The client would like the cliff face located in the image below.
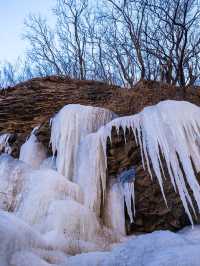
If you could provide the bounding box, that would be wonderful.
[1,76,200,234]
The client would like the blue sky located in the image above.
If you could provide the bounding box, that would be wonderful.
[0,0,55,63]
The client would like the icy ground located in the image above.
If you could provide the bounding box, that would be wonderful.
[1,101,200,265]
[1,210,200,266]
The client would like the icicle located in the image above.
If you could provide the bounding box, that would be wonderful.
[0,133,12,154]
[19,127,47,169]
[121,182,135,223]
[101,100,200,223]
[75,132,107,216]
[103,179,126,236]
[117,168,136,223]
[50,104,116,180]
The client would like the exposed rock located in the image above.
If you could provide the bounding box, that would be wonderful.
[1,76,200,234]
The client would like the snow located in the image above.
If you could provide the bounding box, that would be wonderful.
[0,211,69,266]
[3,210,200,266]
[50,104,116,180]
[19,129,47,169]
[67,229,200,266]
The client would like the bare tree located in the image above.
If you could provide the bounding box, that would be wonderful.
[54,0,89,79]
[24,14,63,76]
[145,0,200,87]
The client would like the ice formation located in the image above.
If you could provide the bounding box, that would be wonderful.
[99,100,200,223]
[40,156,57,171]
[75,132,107,216]
[50,104,116,180]
[103,179,126,235]
[0,154,30,211]
[16,169,84,228]
[0,133,12,154]
[52,100,200,225]
[19,129,47,169]
[2,100,200,265]
[118,168,136,223]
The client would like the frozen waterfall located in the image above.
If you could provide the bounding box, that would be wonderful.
[1,100,200,265]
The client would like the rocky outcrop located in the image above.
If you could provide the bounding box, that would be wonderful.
[1,76,200,233]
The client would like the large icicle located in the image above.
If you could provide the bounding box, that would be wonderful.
[103,179,126,236]
[101,100,200,224]
[50,104,116,180]
[75,132,107,216]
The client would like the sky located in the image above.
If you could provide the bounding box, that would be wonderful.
[0,0,55,63]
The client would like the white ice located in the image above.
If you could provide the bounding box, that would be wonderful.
[99,100,200,223]
[16,169,84,228]
[103,179,126,236]
[0,133,12,154]
[19,129,47,169]
[50,104,116,180]
[0,154,30,211]
[2,100,200,265]
[2,210,200,266]
[67,228,200,266]
[75,132,107,216]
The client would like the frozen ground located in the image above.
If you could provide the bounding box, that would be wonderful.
[1,211,200,266]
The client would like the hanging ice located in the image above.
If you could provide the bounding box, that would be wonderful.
[75,132,107,216]
[0,133,12,154]
[19,128,47,169]
[103,179,126,236]
[118,168,136,223]
[100,100,200,224]
[50,104,116,180]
